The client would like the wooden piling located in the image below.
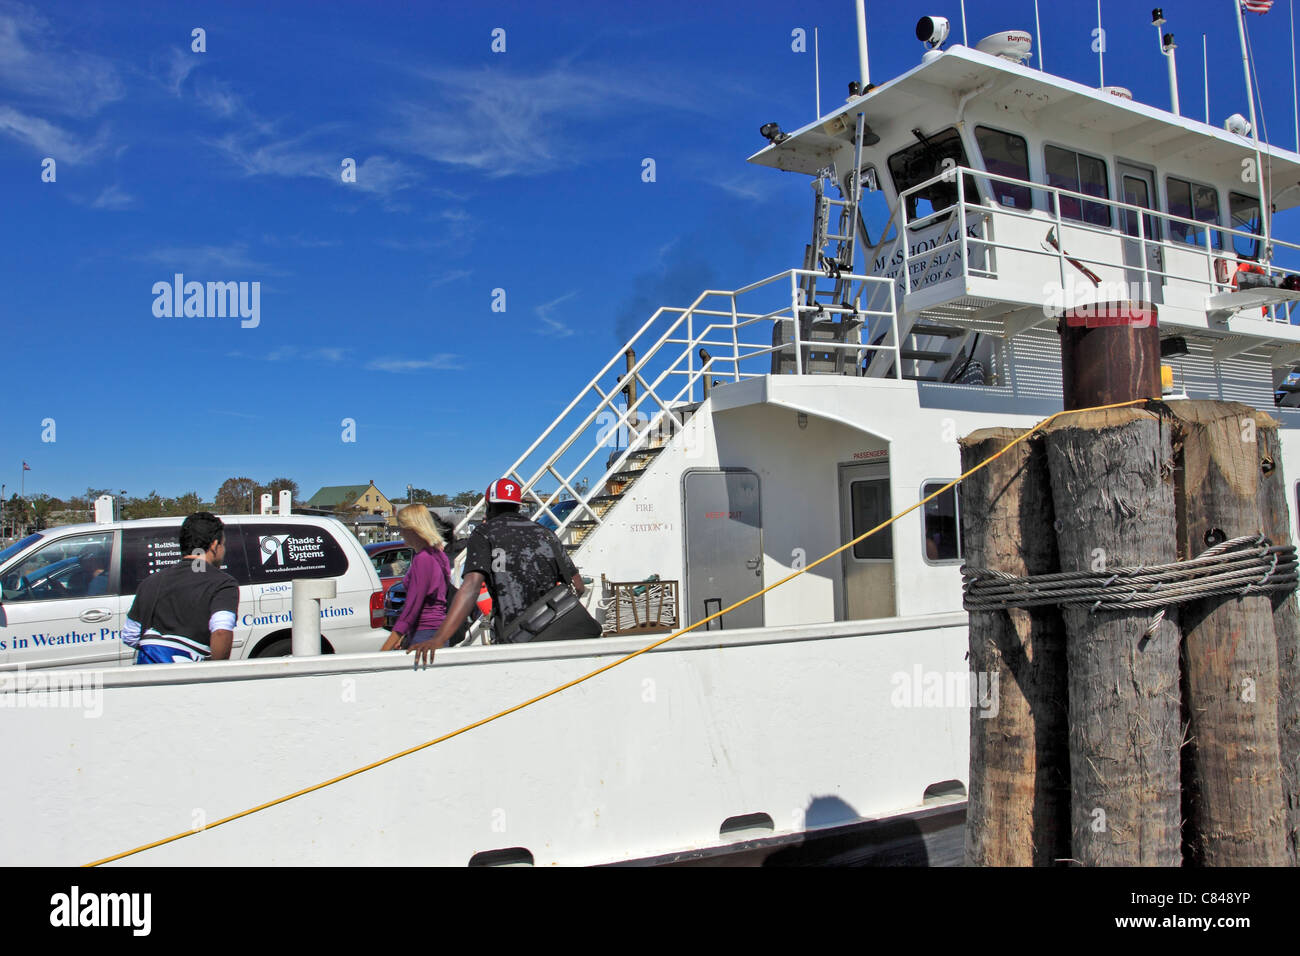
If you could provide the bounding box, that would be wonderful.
[1254,411,1300,866]
[1166,401,1287,866]
[960,428,1070,866]
[1043,406,1182,865]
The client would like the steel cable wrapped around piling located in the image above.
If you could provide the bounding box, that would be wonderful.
[962,535,1299,613]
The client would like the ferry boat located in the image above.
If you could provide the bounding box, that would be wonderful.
[6,4,1300,866]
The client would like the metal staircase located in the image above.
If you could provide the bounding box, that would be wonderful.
[449,266,899,565]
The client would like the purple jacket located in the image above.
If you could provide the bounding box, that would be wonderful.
[394,547,452,636]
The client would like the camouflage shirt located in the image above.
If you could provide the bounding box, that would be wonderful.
[463,512,578,630]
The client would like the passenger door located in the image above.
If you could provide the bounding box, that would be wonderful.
[682,470,764,630]
[1118,162,1164,304]
[839,462,896,620]
[0,530,122,670]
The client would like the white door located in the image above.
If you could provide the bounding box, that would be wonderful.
[682,470,764,630]
[839,462,896,620]
[0,530,122,670]
[1118,162,1164,305]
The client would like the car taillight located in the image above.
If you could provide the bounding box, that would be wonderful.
[370,589,385,629]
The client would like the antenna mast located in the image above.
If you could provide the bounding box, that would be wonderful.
[1235,0,1271,262]
[1153,9,1180,115]
[1034,0,1044,69]
[1292,0,1299,151]
[814,26,822,119]
[1204,34,1210,123]
[1097,1,1105,87]
[854,0,870,88]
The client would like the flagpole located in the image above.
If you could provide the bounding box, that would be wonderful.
[1236,0,1271,262]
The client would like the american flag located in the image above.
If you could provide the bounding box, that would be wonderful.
[1242,0,1273,13]
[21,461,30,471]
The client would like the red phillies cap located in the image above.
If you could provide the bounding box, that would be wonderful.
[486,478,523,504]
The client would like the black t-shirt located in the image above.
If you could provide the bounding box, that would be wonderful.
[127,560,240,655]
[463,513,578,629]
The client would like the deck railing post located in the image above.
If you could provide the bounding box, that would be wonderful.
[791,271,804,375]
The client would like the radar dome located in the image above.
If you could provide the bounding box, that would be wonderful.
[974,31,1032,63]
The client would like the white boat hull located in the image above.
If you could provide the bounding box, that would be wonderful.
[2,613,968,866]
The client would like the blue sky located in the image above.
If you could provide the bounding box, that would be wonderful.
[3,0,1298,503]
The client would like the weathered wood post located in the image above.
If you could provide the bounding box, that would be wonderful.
[1167,402,1287,866]
[1255,411,1300,865]
[1043,406,1183,865]
[960,429,1070,866]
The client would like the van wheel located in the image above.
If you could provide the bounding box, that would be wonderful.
[252,637,335,658]
[255,637,292,658]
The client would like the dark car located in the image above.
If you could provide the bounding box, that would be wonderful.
[365,540,413,600]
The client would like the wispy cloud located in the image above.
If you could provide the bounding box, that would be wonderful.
[139,242,277,274]
[0,3,125,117]
[91,184,133,210]
[226,346,347,363]
[365,354,461,372]
[261,233,341,249]
[159,46,200,96]
[430,268,471,288]
[535,291,578,338]
[387,63,703,177]
[193,77,243,118]
[0,105,109,162]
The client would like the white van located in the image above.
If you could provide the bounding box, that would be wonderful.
[0,514,390,670]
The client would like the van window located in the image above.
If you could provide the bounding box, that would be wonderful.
[242,523,348,583]
[850,478,893,560]
[921,482,962,562]
[974,127,1031,209]
[120,525,251,593]
[0,531,117,602]
[1044,145,1111,226]
[0,533,43,566]
[1166,177,1221,248]
[1229,192,1262,259]
[887,127,981,222]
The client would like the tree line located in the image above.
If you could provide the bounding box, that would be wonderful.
[3,478,484,531]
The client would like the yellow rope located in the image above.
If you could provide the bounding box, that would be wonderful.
[84,398,1147,866]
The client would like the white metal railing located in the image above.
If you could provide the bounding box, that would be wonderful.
[878,164,1300,324]
[452,269,898,551]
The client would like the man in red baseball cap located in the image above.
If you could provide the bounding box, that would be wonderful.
[408,477,599,664]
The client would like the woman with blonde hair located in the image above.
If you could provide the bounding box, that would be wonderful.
[381,503,452,652]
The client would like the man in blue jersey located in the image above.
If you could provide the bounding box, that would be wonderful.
[123,512,239,664]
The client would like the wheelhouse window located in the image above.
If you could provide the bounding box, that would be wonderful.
[921,482,962,562]
[974,127,1031,210]
[1230,192,1262,259]
[1166,177,1221,248]
[887,127,980,223]
[1044,145,1111,226]
[1120,173,1160,240]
